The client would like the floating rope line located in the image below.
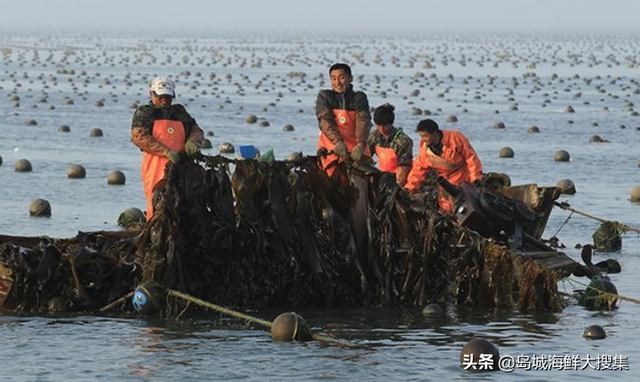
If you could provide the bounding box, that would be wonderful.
[554,201,640,235]
[99,291,134,312]
[551,211,573,239]
[166,289,357,348]
[167,289,273,327]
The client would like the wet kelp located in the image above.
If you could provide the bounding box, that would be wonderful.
[136,155,562,313]
[0,231,138,312]
[0,155,561,313]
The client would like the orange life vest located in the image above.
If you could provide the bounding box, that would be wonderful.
[317,109,370,177]
[141,119,185,220]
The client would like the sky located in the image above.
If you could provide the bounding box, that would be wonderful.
[1,0,640,34]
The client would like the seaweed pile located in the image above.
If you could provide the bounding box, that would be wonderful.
[0,155,562,314]
[137,154,561,312]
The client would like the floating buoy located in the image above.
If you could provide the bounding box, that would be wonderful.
[460,338,499,372]
[47,296,68,313]
[59,125,71,133]
[271,312,313,342]
[25,119,37,126]
[219,142,235,154]
[202,138,213,149]
[583,325,606,340]
[593,221,621,252]
[422,303,444,317]
[565,105,575,113]
[132,282,167,315]
[245,114,257,124]
[29,198,51,217]
[282,124,295,132]
[499,147,514,158]
[446,115,458,123]
[527,125,540,133]
[90,128,103,137]
[287,152,304,163]
[67,164,86,179]
[94,100,104,107]
[589,135,607,143]
[206,130,215,137]
[556,179,576,195]
[0,155,3,166]
[554,150,570,162]
[14,158,32,172]
[631,186,640,202]
[107,170,126,185]
[118,207,146,228]
[493,122,505,129]
[259,120,270,127]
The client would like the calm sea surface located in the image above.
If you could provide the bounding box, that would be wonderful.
[0,33,639,381]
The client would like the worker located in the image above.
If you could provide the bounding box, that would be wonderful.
[315,63,372,179]
[368,103,413,186]
[405,119,482,213]
[131,76,204,220]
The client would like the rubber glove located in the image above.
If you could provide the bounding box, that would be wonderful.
[333,140,348,159]
[165,149,180,164]
[351,142,366,161]
[185,140,199,157]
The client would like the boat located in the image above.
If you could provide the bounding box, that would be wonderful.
[0,154,587,315]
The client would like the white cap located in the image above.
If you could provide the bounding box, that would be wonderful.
[150,76,175,97]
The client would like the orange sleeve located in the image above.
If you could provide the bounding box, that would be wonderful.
[458,133,483,182]
[405,144,431,193]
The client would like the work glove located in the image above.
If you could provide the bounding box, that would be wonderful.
[165,149,180,164]
[333,140,348,159]
[351,142,366,162]
[184,140,199,157]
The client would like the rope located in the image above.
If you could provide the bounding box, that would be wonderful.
[166,289,357,348]
[167,289,273,327]
[551,211,573,238]
[99,291,134,312]
[554,201,640,235]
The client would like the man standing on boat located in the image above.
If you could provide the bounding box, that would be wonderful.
[368,103,413,186]
[316,63,372,179]
[131,76,204,220]
[405,119,482,213]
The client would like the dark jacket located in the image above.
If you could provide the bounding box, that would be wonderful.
[131,102,204,156]
[315,84,371,144]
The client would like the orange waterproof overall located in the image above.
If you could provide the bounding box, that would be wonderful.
[375,146,399,172]
[405,131,482,213]
[317,110,371,178]
[141,119,185,220]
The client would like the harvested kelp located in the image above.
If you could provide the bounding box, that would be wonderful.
[0,155,562,313]
[133,154,561,313]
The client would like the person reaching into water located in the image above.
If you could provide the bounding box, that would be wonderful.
[131,76,204,220]
[315,63,372,179]
[405,119,482,213]
[368,103,413,186]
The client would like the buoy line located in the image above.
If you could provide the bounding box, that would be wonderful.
[554,201,640,235]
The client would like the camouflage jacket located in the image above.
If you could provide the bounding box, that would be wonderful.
[368,127,414,168]
[315,84,371,144]
[131,102,204,156]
